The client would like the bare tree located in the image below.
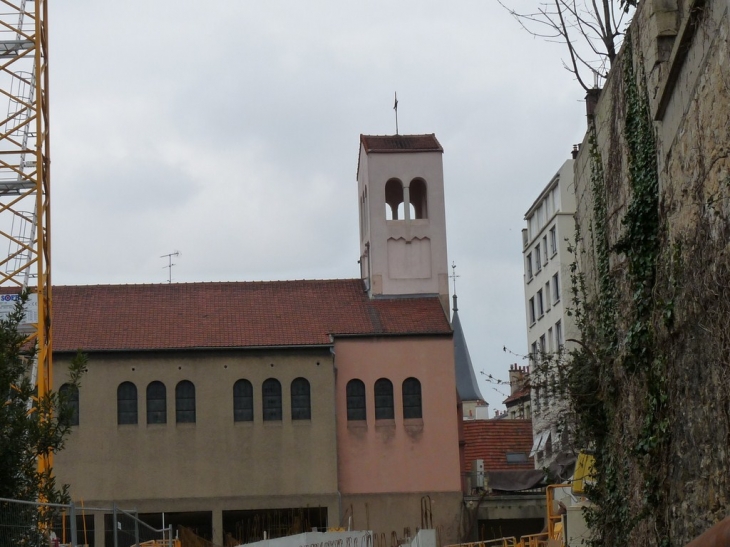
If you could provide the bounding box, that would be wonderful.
[499,0,637,91]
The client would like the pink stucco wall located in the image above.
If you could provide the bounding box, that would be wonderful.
[334,336,461,494]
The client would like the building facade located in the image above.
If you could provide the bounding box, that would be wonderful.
[521,158,578,469]
[52,134,468,546]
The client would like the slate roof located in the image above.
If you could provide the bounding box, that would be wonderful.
[463,419,535,472]
[52,279,452,352]
[360,134,443,153]
[452,306,484,402]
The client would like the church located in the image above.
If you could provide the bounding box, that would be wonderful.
[52,134,474,546]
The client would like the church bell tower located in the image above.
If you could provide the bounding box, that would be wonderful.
[356,134,450,313]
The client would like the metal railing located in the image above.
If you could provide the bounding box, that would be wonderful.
[0,497,177,547]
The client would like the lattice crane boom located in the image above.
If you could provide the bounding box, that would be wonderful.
[0,0,52,476]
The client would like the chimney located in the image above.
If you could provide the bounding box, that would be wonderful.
[585,88,601,122]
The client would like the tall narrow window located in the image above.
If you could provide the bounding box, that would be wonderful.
[537,290,544,317]
[291,378,311,420]
[556,320,564,349]
[175,380,196,423]
[409,179,428,219]
[545,282,551,311]
[374,378,394,420]
[233,379,254,422]
[535,244,542,272]
[526,252,533,280]
[549,226,557,255]
[346,379,366,421]
[542,236,548,265]
[529,297,536,324]
[117,382,137,425]
[262,378,282,421]
[402,378,422,419]
[385,179,404,220]
[553,272,560,303]
[146,381,166,424]
[60,383,79,426]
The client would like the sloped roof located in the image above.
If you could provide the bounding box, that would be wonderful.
[463,419,535,472]
[503,387,531,406]
[360,134,443,153]
[52,279,451,352]
[452,307,484,402]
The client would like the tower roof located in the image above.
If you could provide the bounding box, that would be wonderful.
[360,134,443,153]
[452,307,484,402]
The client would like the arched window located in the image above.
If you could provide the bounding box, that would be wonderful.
[146,381,166,424]
[233,379,254,422]
[175,380,196,423]
[60,383,79,426]
[385,179,404,220]
[402,377,422,419]
[262,379,282,421]
[346,379,366,421]
[410,179,428,219]
[117,382,137,425]
[291,378,311,420]
[374,378,394,420]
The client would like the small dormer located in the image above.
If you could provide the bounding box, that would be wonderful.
[356,134,449,313]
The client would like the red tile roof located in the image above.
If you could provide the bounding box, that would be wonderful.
[463,419,535,472]
[360,134,443,153]
[503,387,531,405]
[52,279,451,352]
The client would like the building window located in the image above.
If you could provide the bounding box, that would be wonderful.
[346,379,366,421]
[117,382,137,425]
[539,334,546,354]
[146,381,167,424]
[410,179,428,219]
[262,378,282,421]
[374,378,394,420]
[556,320,563,349]
[175,380,196,423]
[537,290,544,317]
[59,383,79,426]
[548,327,554,352]
[506,452,529,464]
[402,378,422,419]
[233,379,254,422]
[542,236,548,265]
[528,297,536,325]
[545,282,551,311]
[535,244,542,272]
[526,252,533,280]
[291,378,311,420]
[553,272,560,303]
[549,226,557,256]
[531,341,538,362]
[385,179,404,220]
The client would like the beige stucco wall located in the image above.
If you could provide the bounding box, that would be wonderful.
[357,146,450,310]
[53,348,339,505]
[334,336,461,496]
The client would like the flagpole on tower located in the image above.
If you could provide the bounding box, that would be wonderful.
[393,92,399,135]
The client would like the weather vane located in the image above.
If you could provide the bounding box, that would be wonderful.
[393,91,399,135]
[161,251,180,283]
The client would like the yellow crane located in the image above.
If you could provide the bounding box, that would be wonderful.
[0,0,52,476]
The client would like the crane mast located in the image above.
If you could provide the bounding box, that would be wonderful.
[0,0,52,476]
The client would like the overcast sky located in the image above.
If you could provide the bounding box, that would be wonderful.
[49,1,590,411]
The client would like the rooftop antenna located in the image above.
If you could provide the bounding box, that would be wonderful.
[449,261,460,311]
[161,251,180,283]
[393,91,399,135]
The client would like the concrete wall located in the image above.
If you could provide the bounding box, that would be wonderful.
[53,348,340,544]
[334,336,462,543]
[357,146,449,311]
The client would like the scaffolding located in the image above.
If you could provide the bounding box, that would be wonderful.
[0,0,52,474]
